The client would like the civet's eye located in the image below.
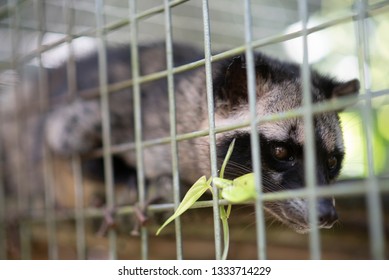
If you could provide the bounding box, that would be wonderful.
[327,155,338,170]
[271,143,294,161]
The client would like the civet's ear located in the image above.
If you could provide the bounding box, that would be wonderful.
[219,54,273,110]
[220,56,248,107]
[331,79,360,98]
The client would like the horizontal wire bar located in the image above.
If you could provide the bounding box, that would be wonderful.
[22,177,389,224]
[16,1,389,71]
[87,88,389,158]
[17,0,190,64]
[3,85,387,169]
[55,1,389,105]
[4,85,387,125]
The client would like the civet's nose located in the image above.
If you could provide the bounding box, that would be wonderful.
[317,198,338,228]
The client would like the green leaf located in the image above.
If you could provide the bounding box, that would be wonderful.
[217,139,235,260]
[156,176,211,235]
[213,177,233,189]
[221,173,257,203]
[220,207,230,260]
[220,138,236,179]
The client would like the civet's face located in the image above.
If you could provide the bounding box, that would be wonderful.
[214,55,359,233]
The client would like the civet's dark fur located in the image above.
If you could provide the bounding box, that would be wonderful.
[0,42,359,233]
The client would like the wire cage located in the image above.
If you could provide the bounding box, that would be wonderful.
[0,0,388,260]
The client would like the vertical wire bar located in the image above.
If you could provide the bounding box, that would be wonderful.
[298,0,321,260]
[9,0,33,260]
[0,1,15,260]
[129,0,148,260]
[64,0,77,100]
[201,0,222,260]
[35,0,58,260]
[354,0,385,259]
[163,0,183,259]
[41,142,57,258]
[95,0,117,260]
[72,156,86,259]
[243,0,267,260]
[0,97,6,259]
[8,0,23,259]
[64,0,87,260]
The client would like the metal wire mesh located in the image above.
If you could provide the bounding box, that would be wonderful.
[0,0,388,260]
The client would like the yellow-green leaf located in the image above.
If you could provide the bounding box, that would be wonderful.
[220,138,236,179]
[220,206,230,260]
[212,177,233,189]
[156,176,211,235]
[221,173,256,203]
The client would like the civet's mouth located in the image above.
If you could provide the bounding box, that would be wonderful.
[264,198,338,234]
